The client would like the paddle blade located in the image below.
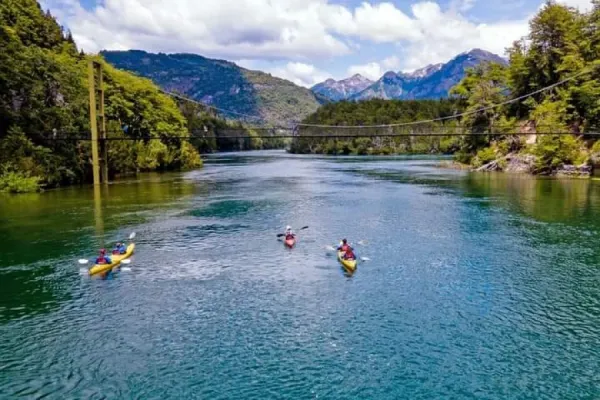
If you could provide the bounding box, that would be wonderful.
[276,234,285,237]
[325,245,336,252]
[120,259,131,264]
[129,232,136,240]
[360,257,371,262]
[78,259,89,264]
[358,240,368,246]
[300,226,309,230]
[121,267,132,272]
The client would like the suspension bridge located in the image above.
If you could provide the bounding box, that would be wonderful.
[77,60,599,184]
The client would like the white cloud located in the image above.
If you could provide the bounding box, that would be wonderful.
[346,55,402,81]
[268,62,331,87]
[558,0,593,11]
[42,0,352,60]
[41,0,593,80]
[396,2,530,70]
[382,56,402,71]
[347,62,384,80]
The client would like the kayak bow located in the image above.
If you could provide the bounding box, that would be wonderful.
[284,237,296,248]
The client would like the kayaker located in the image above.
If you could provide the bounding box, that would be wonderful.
[337,239,351,252]
[112,242,122,255]
[285,225,295,240]
[114,242,127,255]
[343,247,356,260]
[95,249,112,265]
[337,239,355,260]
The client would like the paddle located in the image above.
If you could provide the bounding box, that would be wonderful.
[276,226,308,237]
[77,231,136,264]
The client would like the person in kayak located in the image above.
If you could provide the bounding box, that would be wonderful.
[285,225,295,241]
[112,242,126,255]
[95,249,112,265]
[337,239,356,260]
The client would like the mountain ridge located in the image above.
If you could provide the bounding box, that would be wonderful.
[312,49,507,102]
[101,50,321,127]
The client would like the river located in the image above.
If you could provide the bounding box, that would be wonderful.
[1,150,599,399]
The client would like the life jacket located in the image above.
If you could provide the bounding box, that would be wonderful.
[285,234,294,241]
[340,244,350,252]
[344,248,355,259]
[96,256,108,265]
[118,246,127,254]
[112,249,120,255]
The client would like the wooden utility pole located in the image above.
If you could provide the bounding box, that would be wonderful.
[88,60,108,185]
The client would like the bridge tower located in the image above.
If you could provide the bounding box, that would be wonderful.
[88,60,108,185]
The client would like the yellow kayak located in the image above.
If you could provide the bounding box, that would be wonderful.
[337,250,357,272]
[89,243,135,276]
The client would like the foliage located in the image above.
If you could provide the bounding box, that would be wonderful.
[531,134,587,173]
[291,98,463,155]
[471,147,498,168]
[0,0,203,191]
[446,0,600,173]
[0,167,41,193]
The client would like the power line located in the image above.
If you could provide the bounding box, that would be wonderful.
[298,66,595,129]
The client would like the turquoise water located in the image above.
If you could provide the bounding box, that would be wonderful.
[1,151,599,398]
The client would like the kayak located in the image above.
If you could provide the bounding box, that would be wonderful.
[284,237,296,248]
[89,243,135,276]
[337,250,357,272]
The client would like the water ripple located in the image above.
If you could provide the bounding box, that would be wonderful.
[2,152,600,399]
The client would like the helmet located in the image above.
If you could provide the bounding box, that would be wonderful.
[100,248,106,254]
[342,239,347,244]
[286,225,291,230]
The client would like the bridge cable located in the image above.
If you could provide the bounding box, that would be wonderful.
[159,89,265,122]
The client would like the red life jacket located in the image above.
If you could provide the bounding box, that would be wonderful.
[286,234,294,240]
[340,244,350,252]
[345,248,355,259]
[97,256,108,264]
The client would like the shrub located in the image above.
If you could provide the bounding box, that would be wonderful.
[471,147,497,168]
[0,169,41,193]
[531,134,587,174]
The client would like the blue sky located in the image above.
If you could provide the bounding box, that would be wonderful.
[43,0,592,87]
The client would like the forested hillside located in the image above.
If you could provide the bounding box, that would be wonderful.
[294,1,600,176]
[449,0,600,174]
[102,50,321,126]
[290,99,463,155]
[0,0,204,193]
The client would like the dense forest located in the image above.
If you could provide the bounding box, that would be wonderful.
[0,0,275,194]
[293,1,600,176]
[290,99,464,155]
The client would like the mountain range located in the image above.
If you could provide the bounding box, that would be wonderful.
[312,49,506,102]
[102,48,506,126]
[101,50,321,127]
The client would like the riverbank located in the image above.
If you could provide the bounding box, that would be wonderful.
[440,152,595,178]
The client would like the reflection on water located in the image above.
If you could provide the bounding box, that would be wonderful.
[463,173,598,223]
[0,173,201,321]
[1,151,599,399]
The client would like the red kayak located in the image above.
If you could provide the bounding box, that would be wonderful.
[284,237,296,248]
